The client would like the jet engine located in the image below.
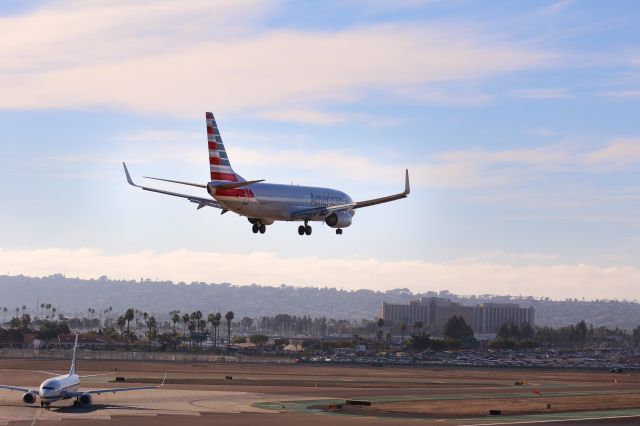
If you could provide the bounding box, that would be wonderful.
[79,393,93,405]
[247,217,274,225]
[22,392,36,404]
[324,210,353,228]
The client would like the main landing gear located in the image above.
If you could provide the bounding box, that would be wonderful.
[251,222,266,234]
[298,221,312,236]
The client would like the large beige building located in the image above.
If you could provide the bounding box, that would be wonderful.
[381,298,534,336]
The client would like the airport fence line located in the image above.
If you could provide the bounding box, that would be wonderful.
[0,348,294,363]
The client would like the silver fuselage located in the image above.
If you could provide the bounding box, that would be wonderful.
[39,374,80,403]
[212,182,354,222]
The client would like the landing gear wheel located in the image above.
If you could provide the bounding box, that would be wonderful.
[252,223,259,233]
[298,225,305,236]
[305,225,312,236]
[259,224,266,234]
[336,229,343,235]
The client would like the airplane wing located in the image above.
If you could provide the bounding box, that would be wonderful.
[0,384,38,394]
[352,169,410,209]
[289,203,357,220]
[64,373,166,396]
[37,370,62,376]
[290,169,410,220]
[123,163,223,210]
[78,373,115,378]
[64,385,160,397]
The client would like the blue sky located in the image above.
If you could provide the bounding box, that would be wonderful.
[0,0,639,299]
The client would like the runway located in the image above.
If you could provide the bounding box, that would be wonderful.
[1,359,639,425]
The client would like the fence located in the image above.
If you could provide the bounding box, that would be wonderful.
[0,348,292,363]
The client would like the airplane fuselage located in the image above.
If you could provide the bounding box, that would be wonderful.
[39,374,80,403]
[211,182,354,222]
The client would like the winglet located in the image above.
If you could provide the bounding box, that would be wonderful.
[123,162,137,187]
[403,169,410,196]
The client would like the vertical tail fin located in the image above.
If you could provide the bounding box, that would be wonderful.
[69,334,79,375]
[206,112,244,182]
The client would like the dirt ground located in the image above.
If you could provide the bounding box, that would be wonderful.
[1,359,639,425]
[372,394,640,416]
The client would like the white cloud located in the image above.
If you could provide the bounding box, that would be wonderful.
[47,130,639,190]
[598,90,640,99]
[539,0,576,15]
[256,109,348,125]
[582,138,640,169]
[508,88,571,99]
[0,1,555,115]
[255,109,403,127]
[1,248,639,300]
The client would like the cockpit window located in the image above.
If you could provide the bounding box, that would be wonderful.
[42,383,58,390]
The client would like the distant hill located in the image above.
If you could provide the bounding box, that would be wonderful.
[1,275,639,329]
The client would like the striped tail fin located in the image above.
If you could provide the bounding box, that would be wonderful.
[206,112,243,182]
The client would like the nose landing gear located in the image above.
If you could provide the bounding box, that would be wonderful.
[336,229,343,235]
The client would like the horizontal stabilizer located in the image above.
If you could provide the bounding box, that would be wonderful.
[143,176,207,188]
[209,179,264,190]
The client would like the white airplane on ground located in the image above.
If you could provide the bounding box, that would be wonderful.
[0,335,164,410]
[123,112,409,236]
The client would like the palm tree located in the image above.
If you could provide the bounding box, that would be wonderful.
[412,321,424,336]
[45,303,51,318]
[146,316,157,342]
[117,316,126,336]
[172,313,181,334]
[400,322,407,348]
[182,313,190,337]
[124,308,135,334]
[190,311,203,332]
[225,311,234,349]
[51,307,57,322]
[207,313,215,348]
[187,321,196,348]
[143,312,149,339]
[213,313,222,351]
[376,318,384,349]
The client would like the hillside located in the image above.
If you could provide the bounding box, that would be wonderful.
[1,275,639,329]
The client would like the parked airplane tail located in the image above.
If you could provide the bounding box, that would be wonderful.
[206,112,244,183]
[69,334,79,375]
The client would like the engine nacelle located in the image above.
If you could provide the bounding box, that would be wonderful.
[22,392,36,404]
[79,393,92,405]
[247,217,274,225]
[324,210,353,228]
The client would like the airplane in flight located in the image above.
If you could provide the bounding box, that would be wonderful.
[0,335,164,410]
[123,112,409,236]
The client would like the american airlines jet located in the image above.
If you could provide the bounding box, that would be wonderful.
[123,112,409,235]
[0,335,163,410]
